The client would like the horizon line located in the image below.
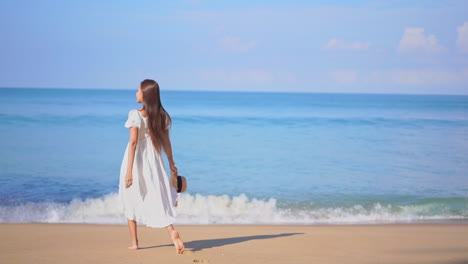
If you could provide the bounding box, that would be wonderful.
[0,86,467,96]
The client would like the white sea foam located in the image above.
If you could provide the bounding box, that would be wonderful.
[0,192,466,225]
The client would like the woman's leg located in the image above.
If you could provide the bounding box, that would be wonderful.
[127,219,139,249]
[166,224,185,254]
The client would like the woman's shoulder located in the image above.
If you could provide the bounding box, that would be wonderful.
[126,109,142,121]
[128,109,139,115]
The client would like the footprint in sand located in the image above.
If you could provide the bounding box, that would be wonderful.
[181,250,209,262]
[193,259,209,263]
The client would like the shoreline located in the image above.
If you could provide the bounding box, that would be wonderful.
[2,222,468,264]
[1,217,467,226]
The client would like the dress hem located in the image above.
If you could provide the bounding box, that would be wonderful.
[125,216,176,228]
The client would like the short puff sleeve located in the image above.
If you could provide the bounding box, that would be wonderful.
[124,110,141,128]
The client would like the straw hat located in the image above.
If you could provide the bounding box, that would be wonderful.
[171,171,187,193]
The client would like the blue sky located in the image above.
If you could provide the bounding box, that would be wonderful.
[1,0,467,94]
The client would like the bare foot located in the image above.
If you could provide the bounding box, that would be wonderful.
[127,239,139,250]
[170,230,185,254]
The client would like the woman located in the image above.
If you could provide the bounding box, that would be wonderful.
[118,79,185,254]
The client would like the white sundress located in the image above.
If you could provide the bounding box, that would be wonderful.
[118,109,179,228]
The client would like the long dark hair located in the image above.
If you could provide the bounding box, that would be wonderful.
[140,79,172,156]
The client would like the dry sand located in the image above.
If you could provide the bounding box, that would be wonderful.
[1,223,468,264]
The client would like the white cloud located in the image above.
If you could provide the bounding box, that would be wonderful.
[323,39,371,51]
[398,28,445,53]
[328,70,358,84]
[456,22,468,54]
[218,36,257,53]
[367,68,468,85]
[326,68,468,86]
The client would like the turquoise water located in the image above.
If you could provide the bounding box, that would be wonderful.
[0,87,467,225]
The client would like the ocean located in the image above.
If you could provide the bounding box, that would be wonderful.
[0,87,467,225]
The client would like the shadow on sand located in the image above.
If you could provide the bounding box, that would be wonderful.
[139,232,305,252]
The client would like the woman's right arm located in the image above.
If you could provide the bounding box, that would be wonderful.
[125,126,139,188]
[162,130,177,175]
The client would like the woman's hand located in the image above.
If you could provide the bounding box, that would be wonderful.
[170,162,178,175]
[125,173,133,188]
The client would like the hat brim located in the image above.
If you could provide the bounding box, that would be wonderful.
[176,175,187,193]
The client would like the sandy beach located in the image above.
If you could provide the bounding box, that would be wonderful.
[1,223,467,264]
